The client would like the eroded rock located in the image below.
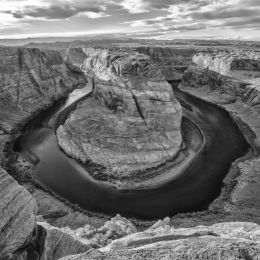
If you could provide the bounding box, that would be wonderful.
[0,166,37,258]
[193,50,260,78]
[60,221,260,260]
[57,47,182,176]
[0,46,87,133]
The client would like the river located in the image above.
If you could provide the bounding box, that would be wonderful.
[15,86,249,219]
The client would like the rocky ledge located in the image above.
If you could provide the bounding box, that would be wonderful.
[57,47,182,177]
[61,219,260,260]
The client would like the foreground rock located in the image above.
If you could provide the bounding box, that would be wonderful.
[57,47,182,176]
[38,214,137,260]
[0,167,37,258]
[0,46,87,133]
[60,221,260,260]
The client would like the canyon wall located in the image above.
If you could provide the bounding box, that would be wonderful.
[57,47,182,176]
[0,46,87,258]
[180,50,260,223]
[193,50,260,79]
[0,46,87,133]
[1,44,260,259]
[184,50,260,105]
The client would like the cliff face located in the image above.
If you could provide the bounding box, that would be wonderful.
[57,47,182,176]
[0,46,87,258]
[193,50,260,79]
[0,46,87,133]
[0,166,37,259]
[185,51,260,106]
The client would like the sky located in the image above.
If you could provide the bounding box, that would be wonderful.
[0,0,260,40]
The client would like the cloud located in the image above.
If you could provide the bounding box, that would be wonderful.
[124,0,260,32]
[119,0,149,14]
[4,0,110,20]
[1,0,260,40]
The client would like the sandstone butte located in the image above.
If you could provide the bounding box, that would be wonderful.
[56,47,182,176]
[0,45,259,259]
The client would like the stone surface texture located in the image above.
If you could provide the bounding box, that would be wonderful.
[57,47,182,175]
[0,46,87,133]
[0,166,37,259]
[60,220,260,260]
[36,214,137,260]
[0,46,87,258]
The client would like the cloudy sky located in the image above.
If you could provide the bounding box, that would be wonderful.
[0,0,260,40]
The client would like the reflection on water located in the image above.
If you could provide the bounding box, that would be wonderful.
[17,88,249,220]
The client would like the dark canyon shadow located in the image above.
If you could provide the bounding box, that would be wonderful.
[15,87,250,220]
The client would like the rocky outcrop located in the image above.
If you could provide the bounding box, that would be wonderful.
[0,46,87,133]
[38,222,92,260]
[37,214,136,260]
[0,166,37,259]
[57,47,182,176]
[60,221,260,260]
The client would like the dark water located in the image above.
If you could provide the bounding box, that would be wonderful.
[16,89,249,220]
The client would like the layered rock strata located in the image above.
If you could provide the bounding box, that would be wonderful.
[0,166,37,259]
[57,47,182,175]
[0,46,87,258]
[0,46,86,133]
[193,50,260,80]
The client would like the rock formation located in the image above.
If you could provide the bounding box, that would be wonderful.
[0,166,37,259]
[180,50,260,223]
[37,214,137,260]
[60,220,260,260]
[183,50,260,106]
[193,50,260,79]
[57,47,182,176]
[0,46,87,258]
[0,46,87,133]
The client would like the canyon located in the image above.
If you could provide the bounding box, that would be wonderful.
[0,42,260,259]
